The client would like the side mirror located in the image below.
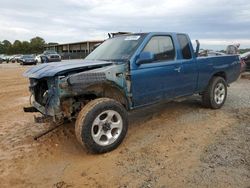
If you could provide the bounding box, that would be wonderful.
[136,51,154,64]
[195,40,200,57]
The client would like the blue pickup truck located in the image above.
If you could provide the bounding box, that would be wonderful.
[24,32,240,153]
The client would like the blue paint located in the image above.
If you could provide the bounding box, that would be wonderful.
[24,32,241,121]
[23,59,113,79]
[129,32,240,107]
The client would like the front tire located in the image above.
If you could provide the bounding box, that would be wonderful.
[202,76,227,109]
[75,98,128,153]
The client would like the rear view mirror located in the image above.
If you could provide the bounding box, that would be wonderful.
[136,51,154,64]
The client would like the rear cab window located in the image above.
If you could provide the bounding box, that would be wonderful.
[142,36,175,62]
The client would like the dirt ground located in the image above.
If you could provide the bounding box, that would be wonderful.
[0,63,249,188]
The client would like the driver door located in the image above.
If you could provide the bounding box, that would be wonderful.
[131,35,183,107]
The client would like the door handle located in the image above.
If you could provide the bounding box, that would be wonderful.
[174,67,181,72]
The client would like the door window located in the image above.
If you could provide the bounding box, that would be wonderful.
[143,36,175,61]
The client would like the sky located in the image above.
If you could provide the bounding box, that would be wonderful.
[0,0,250,50]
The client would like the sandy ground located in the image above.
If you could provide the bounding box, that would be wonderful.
[0,63,249,188]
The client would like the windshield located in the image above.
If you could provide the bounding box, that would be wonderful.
[85,34,146,62]
[22,55,34,58]
[44,51,57,55]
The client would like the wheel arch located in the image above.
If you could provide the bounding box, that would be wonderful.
[212,71,227,82]
[75,82,130,110]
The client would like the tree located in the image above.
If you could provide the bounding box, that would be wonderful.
[30,36,45,54]
[12,40,22,54]
[21,41,30,54]
[0,42,4,54]
[2,40,11,47]
[2,40,12,54]
[0,37,46,55]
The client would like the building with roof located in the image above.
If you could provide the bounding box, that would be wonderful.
[44,40,104,59]
[44,32,132,60]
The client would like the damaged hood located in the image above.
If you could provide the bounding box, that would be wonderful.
[23,59,113,79]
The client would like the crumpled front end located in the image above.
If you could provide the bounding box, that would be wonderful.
[25,63,131,123]
[28,77,63,121]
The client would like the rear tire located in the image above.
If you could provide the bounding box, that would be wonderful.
[202,76,227,109]
[75,98,128,153]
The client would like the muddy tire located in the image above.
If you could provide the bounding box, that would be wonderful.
[202,76,227,109]
[75,98,128,153]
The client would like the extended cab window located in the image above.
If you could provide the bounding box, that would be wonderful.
[143,36,175,61]
[177,34,192,59]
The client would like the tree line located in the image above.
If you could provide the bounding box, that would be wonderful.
[1,36,249,55]
[0,36,46,55]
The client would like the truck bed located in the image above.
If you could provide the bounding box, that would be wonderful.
[196,55,240,92]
